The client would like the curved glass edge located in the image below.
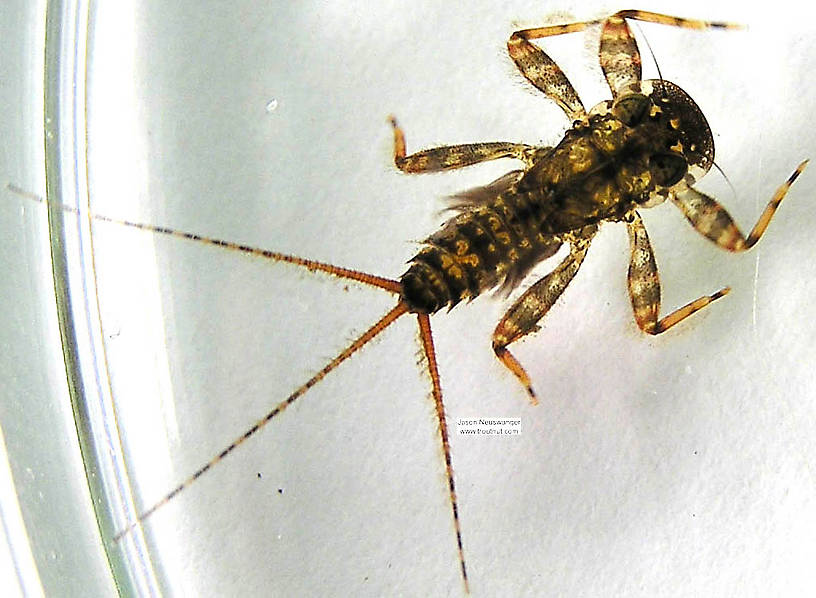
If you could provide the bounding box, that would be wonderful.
[0,1,121,597]
[42,0,160,595]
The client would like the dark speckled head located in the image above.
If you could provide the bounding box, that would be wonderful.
[625,79,715,186]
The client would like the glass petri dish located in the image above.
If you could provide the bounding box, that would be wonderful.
[4,1,814,596]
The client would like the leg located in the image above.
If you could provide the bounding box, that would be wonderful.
[492,234,594,403]
[598,15,640,97]
[671,160,808,252]
[512,10,741,101]
[390,116,538,173]
[626,212,729,334]
[512,10,740,43]
[506,32,586,121]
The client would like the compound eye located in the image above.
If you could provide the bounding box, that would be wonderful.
[649,152,688,187]
[612,93,651,126]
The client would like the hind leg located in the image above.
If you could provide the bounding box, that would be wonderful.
[492,234,594,403]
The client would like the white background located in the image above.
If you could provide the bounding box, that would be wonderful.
[83,1,816,596]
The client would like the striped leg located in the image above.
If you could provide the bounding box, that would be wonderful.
[510,10,741,106]
[672,160,808,252]
[506,31,586,121]
[389,116,539,172]
[599,15,641,96]
[492,236,593,403]
[512,10,740,44]
[626,212,729,335]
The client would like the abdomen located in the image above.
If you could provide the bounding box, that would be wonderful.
[400,191,560,314]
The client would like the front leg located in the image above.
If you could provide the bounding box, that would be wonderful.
[511,10,740,102]
[506,32,586,121]
[492,233,594,404]
[671,161,808,252]
[626,212,729,334]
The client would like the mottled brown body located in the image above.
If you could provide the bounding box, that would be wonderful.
[391,7,805,442]
[400,79,713,316]
[401,186,562,313]
[99,10,807,596]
